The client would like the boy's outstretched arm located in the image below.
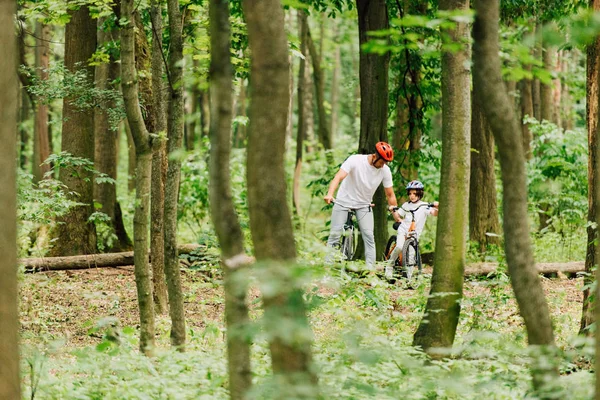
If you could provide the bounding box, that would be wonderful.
[324,169,348,204]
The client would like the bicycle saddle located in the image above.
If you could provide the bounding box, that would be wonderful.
[393,221,401,230]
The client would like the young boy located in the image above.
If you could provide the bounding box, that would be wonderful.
[385,180,438,280]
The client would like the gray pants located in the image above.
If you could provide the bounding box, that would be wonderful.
[326,203,375,269]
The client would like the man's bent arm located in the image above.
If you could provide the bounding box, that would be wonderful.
[324,169,348,203]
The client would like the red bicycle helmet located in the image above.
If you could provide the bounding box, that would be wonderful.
[375,141,394,162]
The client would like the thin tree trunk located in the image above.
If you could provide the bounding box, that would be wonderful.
[532,23,542,121]
[413,0,470,354]
[208,2,253,397]
[330,21,340,144]
[307,26,331,151]
[469,89,500,249]
[33,22,50,182]
[234,77,247,147]
[121,0,156,354]
[293,10,309,216]
[520,66,534,159]
[541,43,554,123]
[164,0,187,350]
[199,88,210,138]
[50,6,97,257]
[150,0,169,315]
[0,1,20,396]
[95,15,132,253]
[473,1,559,394]
[126,120,136,191]
[581,0,600,336]
[242,0,318,392]
[19,86,30,171]
[356,0,390,261]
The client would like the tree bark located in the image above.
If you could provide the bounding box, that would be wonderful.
[330,20,341,144]
[293,10,309,216]
[0,1,20,396]
[532,23,542,121]
[540,43,555,123]
[50,6,97,257]
[356,0,390,261]
[307,26,331,151]
[208,1,253,397]
[242,0,318,392]
[121,0,156,354]
[234,78,247,147]
[468,89,500,249]
[150,0,169,316]
[520,62,534,159]
[581,0,600,336]
[95,15,132,253]
[32,22,51,182]
[472,0,558,394]
[164,0,187,351]
[413,0,470,355]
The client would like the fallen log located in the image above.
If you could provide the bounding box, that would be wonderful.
[377,259,585,278]
[21,244,204,273]
[464,261,585,278]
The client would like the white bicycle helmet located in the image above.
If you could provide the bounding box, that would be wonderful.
[405,180,424,190]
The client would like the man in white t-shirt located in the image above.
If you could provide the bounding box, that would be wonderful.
[323,142,400,269]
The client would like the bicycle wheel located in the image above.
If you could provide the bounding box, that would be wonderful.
[401,237,422,280]
[340,226,356,261]
[384,235,400,266]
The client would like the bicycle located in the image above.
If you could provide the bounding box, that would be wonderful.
[331,200,373,262]
[384,203,436,281]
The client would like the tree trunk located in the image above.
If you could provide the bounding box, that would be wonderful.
[126,120,136,191]
[520,62,534,159]
[413,0,470,354]
[540,43,555,123]
[356,0,390,261]
[199,88,210,138]
[242,0,318,392]
[208,1,253,397]
[164,0,187,351]
[50,6,97,257]
[0,2,20,396]
[121,0,156,354]
[95,15,132,253]
[468,89,500,249]
[150,0,169,315]
[330,20,340,144]
[532,23,542,121]
[472,0,559,394]
[19,86,30,171]
[32,22,51,182]
[186,79,198,150]
[234,78,247,147]
[581,0,600,336]
[307,26,331,151]
[293,10,309,216]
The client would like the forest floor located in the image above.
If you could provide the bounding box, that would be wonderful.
[18,262,593,399]
[19,263,584,349]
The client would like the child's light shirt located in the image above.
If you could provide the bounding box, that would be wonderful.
[335,154,393,208]
[397,200,434,237]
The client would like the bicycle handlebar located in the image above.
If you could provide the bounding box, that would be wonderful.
[390,202,436,213]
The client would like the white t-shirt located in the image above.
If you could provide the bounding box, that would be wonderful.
[397,200,434,237]
[335,154,393,208]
